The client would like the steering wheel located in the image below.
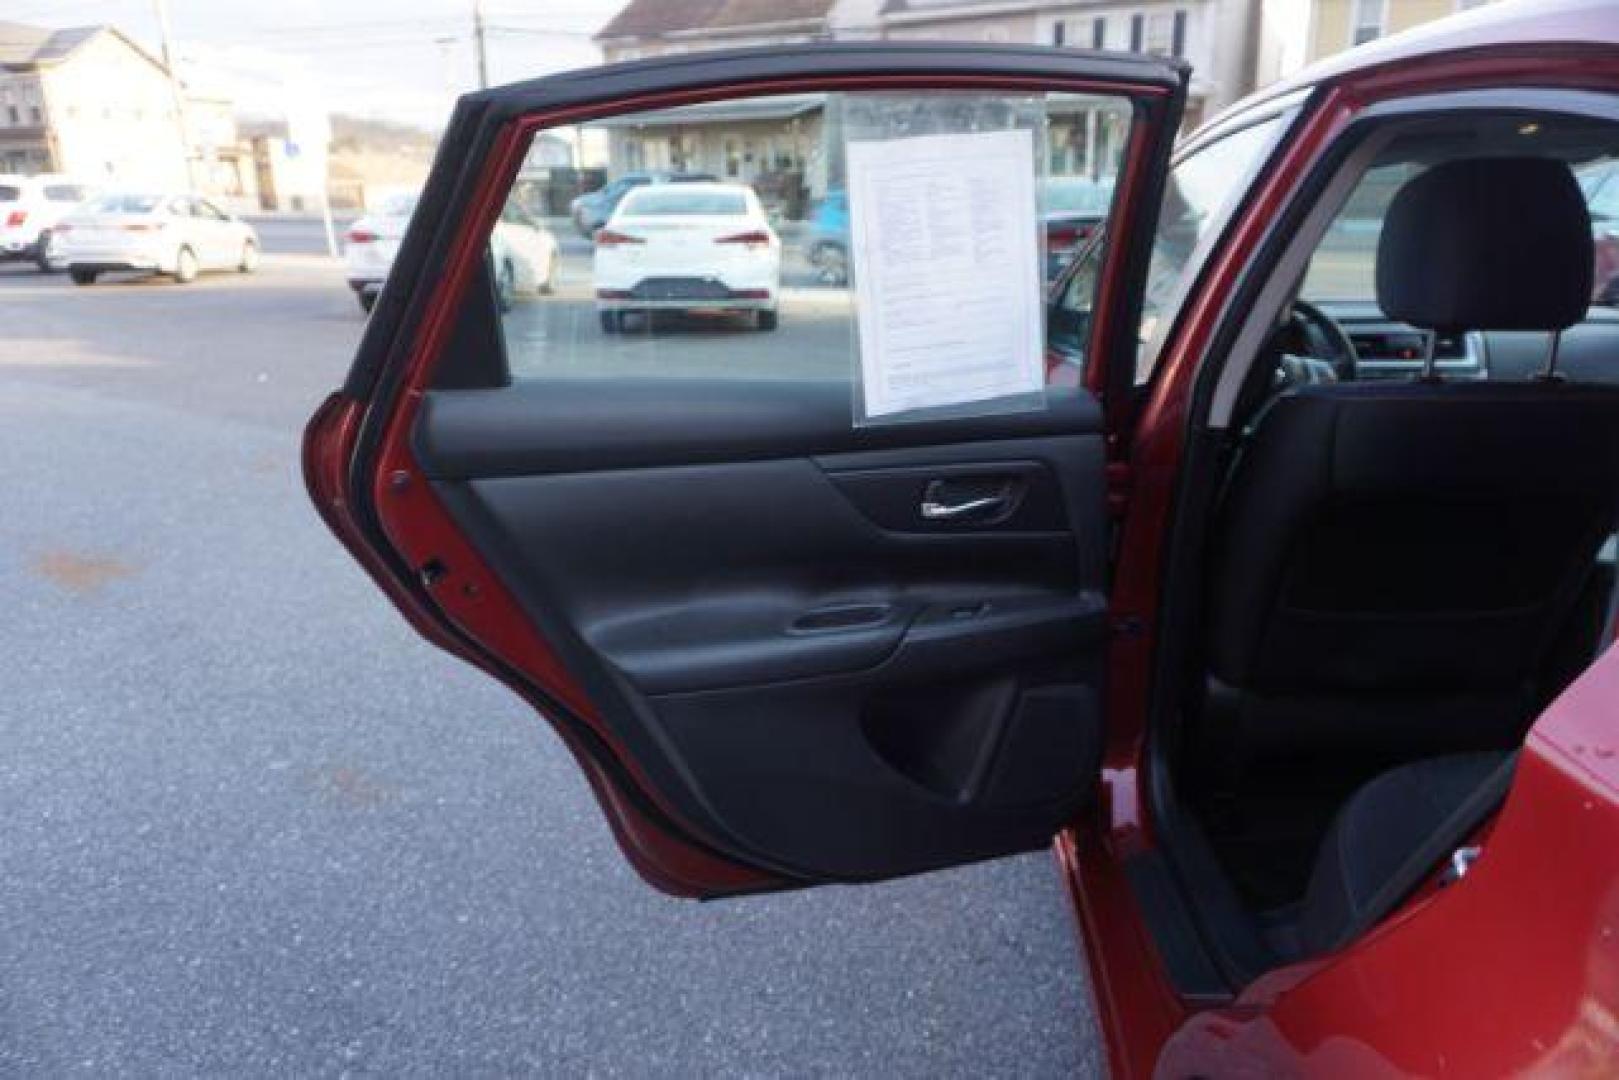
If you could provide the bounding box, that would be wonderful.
[1286,299,1359,382]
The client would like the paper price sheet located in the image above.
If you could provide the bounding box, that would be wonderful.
[846,128,1045,421]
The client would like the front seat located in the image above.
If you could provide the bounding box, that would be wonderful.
[1206,156,1619,755]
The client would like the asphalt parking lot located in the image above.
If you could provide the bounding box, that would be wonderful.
[0,254,1102,1076]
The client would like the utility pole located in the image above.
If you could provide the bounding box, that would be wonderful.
[473,0,490,89]
[152,0,197,191]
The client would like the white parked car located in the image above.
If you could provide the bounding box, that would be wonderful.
[0,174,97,271]
[56,192,259,285]
[593,181,781,332]
[344,191,559,314]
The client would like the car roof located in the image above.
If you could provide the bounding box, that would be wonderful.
[1202,0,1619,137]
[87,191,178,206]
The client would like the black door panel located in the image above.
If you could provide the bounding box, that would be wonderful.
[650,671,1102,880]
[413,379,1105,477]
[420,383,1109,880]
[313,44,1187,892]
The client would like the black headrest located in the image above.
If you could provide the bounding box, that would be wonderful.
[1376,157,1592,332]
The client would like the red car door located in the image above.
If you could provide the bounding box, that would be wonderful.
[305,45,1183,896]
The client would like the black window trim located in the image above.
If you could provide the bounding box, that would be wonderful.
[1049,91,1306,393]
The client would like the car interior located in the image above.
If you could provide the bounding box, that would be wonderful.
[353,62,1616,994]
[1156,110,1619,988]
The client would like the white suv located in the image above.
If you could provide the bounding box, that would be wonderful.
[0,174,97,271]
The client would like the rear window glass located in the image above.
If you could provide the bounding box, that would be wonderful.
[1308,139,1619,310]
[491,88,1140,423]
[376,192,419,217]
[44,184,88,202]
[619,189,748,217]
[1043,177,1114,215]
[90,194,163,213]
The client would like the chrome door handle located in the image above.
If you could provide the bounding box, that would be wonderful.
[921,495,1007,520]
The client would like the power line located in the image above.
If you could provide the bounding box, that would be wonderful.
[473,0,489,89]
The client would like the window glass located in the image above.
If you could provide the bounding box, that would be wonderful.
[617,187,748,216]
[1580,159,1619,222]
[1143,12,1174,55]
[1053,113,1286,383]
[376,191,419,217]
[89,194,162,214]
[492,89,1137,397]
[0,185,19,201]
[1351,0,1385,46]
[44,184,88,202]
[1303,149,1619,311]
[1260,115,1619,390]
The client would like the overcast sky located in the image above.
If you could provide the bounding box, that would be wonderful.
[10,0,626,128]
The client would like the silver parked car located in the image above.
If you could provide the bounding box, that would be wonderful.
[56,192,260,285]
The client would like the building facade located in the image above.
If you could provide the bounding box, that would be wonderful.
[0,21,279,207]
[876,1,1258,130]
[1256,0,1501,85]
[590,0,1260,209]
[0,22,189,185]
[596,0,1259,125]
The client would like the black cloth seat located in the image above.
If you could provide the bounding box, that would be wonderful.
[1296,752,1512,956]
[1206,156,1619,755]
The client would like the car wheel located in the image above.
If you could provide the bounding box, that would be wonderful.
[599,310,622,333]
[358,290,377,314]
[238,240,259,273]
[69,268,97,286]
[540,250,559,295]
[757,309,779,331]
[34,230,57,272]
[173,246,199,284]
[813,243,848,286]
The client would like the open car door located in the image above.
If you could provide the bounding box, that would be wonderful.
[305,45,1185,897]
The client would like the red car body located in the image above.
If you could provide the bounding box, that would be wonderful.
[1076,5,1619,1073]
[307,2,1619,1074]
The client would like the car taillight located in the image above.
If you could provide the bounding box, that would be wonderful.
[1047,226,1078,251]
[715,229,771,249]
[345,228,377,244]
[595,229,644,247]
[4,210,25,228]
